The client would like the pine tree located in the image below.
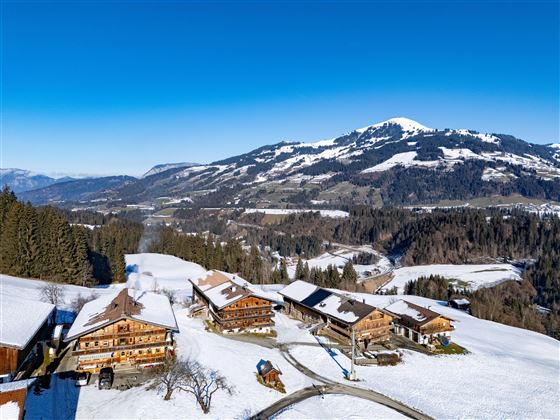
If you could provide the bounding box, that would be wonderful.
[341,261,358,284]
[295,259,305,280]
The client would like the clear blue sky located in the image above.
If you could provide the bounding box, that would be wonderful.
[2,0,559,177]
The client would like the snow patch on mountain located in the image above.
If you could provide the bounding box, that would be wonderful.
[142,162,199,178]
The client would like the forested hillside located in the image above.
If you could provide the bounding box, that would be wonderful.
[0,187,142,285]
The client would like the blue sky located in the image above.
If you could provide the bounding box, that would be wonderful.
[2,1,559,176]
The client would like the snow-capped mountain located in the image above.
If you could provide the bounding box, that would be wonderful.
[19,118,560,206]
[142,162,199,178]
[0,168,73,193]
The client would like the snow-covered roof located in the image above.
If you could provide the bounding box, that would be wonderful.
[451,298,470,305]
[190,270,275,310]
[0,401,19,419]
[0,293,55,349]
[314,294,360,323]
[65,288,177,341]
[278,280,318,302]
[384,299,449,326]
[280,280,383,325]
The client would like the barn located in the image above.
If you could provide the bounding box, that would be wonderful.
[0,294,55,383]
[384,299,454,346]
[279,280,394,348]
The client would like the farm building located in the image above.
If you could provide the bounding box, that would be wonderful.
[449,298,470,312]
[0,294,55,383]
[65,288,178,373]
[0,380,31,420]
[279,280,394,347]
[256,359,282,386]
[189,270,275,334]
[384,299,454,346]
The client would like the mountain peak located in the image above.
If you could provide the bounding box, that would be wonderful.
[356,117,433,134]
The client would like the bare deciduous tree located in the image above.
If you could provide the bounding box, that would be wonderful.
[181,361,234,414]
[148,357,191,401]
[40,283,65,306]
[149,357,234,413]
[70,291,99,313]
[160,288,176,304]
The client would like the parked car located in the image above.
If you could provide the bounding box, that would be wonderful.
[75,372,90,387]
[98,367,114,390]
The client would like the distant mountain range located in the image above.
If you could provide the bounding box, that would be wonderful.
[0,169,75,193]
[7,118,560,207]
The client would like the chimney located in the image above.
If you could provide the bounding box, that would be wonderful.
[363,299,366,304]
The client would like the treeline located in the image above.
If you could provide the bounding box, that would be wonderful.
[149,227,271,284]
[246,229,322,258]
[403,275,559,339]
[0,187,143,285]
[293,259,361,291]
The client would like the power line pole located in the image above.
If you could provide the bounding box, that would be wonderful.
[348,326,358,381]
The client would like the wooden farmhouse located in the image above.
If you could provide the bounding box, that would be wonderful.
[384,299,454,345]
[0,380,30,420]
[189,270,275,334]
[279,280,394,348]
[65,288,178,373]
[0,294,55,383]
[256,359,282,386]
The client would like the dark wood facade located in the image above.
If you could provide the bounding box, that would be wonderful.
[282,296,393,347]
[193,287,274,333]
[73,319,173,373]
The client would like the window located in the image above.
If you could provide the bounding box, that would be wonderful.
[104,341,109,346]
[121,351,125,356]
[94,341,99,347]
[139,350,143,355]
[85,342,89,348]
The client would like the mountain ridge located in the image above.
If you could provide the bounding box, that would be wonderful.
[13,117,560,207]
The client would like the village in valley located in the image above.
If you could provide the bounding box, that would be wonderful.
[0,253,558,419]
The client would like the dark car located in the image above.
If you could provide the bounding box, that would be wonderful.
[98,367,114,390]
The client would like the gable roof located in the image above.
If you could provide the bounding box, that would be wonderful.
[278,280,318,302]
[256,359,282,376]
[190,270,274,310]
[279,280,387,326]
[0,293,55,350]
[384,299,452,326]
[65,288,178,341]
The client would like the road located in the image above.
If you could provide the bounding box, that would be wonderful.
[218,333,432,420]
[251,383,432,420]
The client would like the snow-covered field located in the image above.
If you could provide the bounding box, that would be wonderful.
[380,263,522,293]
[125,253,206,299]
[286,244,392,280]
[275,394,407,419]
[244,208,349,218]
[3,253,558,419]
[288,292,559,419]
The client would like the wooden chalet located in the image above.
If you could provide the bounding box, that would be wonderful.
[0,380,30,420]
[189,271,275,334]
[279,280,394,348]
[0,294,55,383]
[384,299,454,345]
[65,288,178,373]
[256,359,282,386]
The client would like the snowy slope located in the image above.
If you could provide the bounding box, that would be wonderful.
[289,293,559,419]
[275,395,407,419]
[125,253,207,295]
[286,244,392,280]
[380,263,522,293]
